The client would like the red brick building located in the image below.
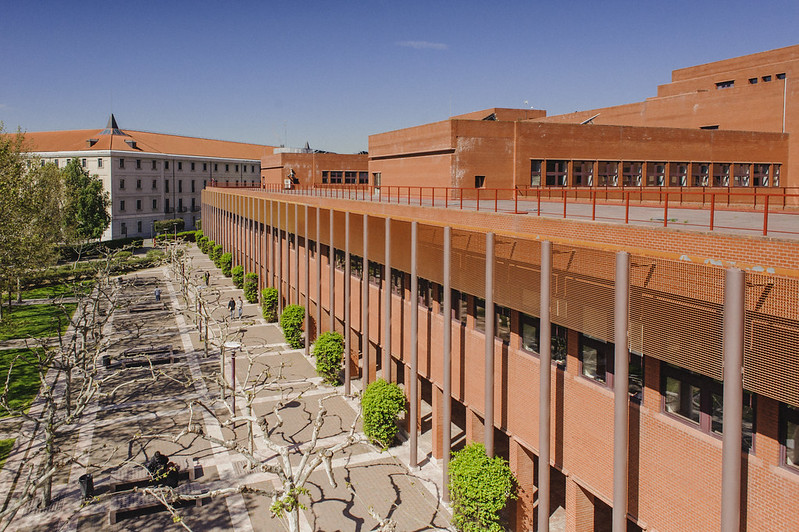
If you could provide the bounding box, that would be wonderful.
[205,46,799,531]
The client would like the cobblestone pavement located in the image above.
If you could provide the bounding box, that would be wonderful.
[0,244,453,531]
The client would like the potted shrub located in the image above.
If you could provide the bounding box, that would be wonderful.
[362,379,405,449]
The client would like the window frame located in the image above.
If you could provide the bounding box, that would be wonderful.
[780,403,799,472]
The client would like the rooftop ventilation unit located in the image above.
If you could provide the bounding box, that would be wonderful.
[124,139,137,149]
[87,138,99,147]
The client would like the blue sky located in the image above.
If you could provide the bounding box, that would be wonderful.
[1,0,797,153]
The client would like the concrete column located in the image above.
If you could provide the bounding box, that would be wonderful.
[484,232,495,456]
[344,211,352,396]
[316,207,322,339]
[277,201,283,314]
[613,251,630,532]
[362,214,370,387]
[409,221,419,467]
[285,199,291,305]
[304,204,310,357]
[383,217,392,382]
[329,209,335,332]
[538,240,552,532]
[721,268,745,532]
[269,201,274,288]
[294,203,300,306]
[442,226,452,502]
[431,385,444,459]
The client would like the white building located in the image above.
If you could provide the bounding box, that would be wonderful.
[24,115,274,240]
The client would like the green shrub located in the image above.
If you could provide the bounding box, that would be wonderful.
[231,265,245,288]
[194,230,203,243]
[280,304,305,349]
[212,245,223,266]
[313,331,343,385]
[57,237,143,261]
[220,253,233,276]
[244,273,258,303]
[448,442,517,532]
[362,379,405,449]
[261,288,279,322]
[198,236,209,253]
[154,230,197,243]
[206,240,216,257]
[154,218,185,234]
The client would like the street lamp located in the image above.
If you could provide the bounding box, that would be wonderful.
[223,341,241,417]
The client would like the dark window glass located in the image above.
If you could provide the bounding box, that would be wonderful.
[580,333,612,384]
[474,297,485,332]
[433,283,443,314]
[418,278,432,309]
[368,261,383,285]
[783,404,799,469]
[334,249,346,270]
[495,306,510,343]
[350,255,363,279]
[390,269,404,297]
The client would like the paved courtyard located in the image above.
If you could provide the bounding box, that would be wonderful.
[0,244,453,531]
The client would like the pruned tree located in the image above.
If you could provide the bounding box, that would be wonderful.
[61,157,110,243]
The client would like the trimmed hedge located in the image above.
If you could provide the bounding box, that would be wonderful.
[231,265,245,288]
[198,236,209,254]
[220,253,233,276]
[58,237,144,262]
[362,379,405,450]
[154,230,197,243]
[154,218,185,233]
[448,442,517,532]
[211,245,223,266]
[313,331,343,385]
[244,273,258,303]
[279,304,305,349]
[260,288,279,322]
[22,249,165,288]
[205,240,216,256]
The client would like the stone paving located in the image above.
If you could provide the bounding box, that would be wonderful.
[0,244,453,531]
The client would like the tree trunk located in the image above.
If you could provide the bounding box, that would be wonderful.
[41,404,56,508]
[16,278,22,303]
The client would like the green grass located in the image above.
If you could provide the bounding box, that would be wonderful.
[18,281,93,300]
[0,348,41,416]
[0,439,15,468]
[0,303,78,341]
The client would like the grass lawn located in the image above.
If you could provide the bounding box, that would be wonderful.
[0,439,15,468]
[0,303,78,341]
[0,348,41,417]
[20,281,93,300]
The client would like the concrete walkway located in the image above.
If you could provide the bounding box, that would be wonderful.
[0,244,453,531]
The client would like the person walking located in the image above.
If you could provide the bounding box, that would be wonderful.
[204,271,210,286]
[237,297,243,319]
[227,297,236,320]
[154,288,161,302]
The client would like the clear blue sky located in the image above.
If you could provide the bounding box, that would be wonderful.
[1,0,797,153]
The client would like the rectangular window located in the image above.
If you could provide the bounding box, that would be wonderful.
[622,161,643,187]
[333,249,346,271]
[152,179,157,189]
[712,163,730,187]
[152,199,157,210]
[235,164,239,172]
[152,160,157,170]
[749,77,758,84]
[165,161,170,170]
[368,261,383,286]
[417,278,432,309]
[691,163,710,187]
[191,162,195,171]
[191,197,196,211]
[203,163,208,171]
[119,159,125,169]
[178,198,183,212]
[597,161,618,187]
[433,283,443,314]
[178,180,183,193]
[136,179,141,189]
[629,352,644,403]
[777,73,786,80]
[474,297,485,332]
[214,164,218,172]
[580,333,612,384]
[350,255,363,279]
[322,171,329,184]
[330,171,343,184]
[530,160,542,187]
[733,163,750,187]
[225,164,230,172]
[191,180,196,193]
[545,160,568,186]
[783,404,799,470]
[119,179,125,190]
[715,80,734,89]
[753,164,770,187]
[120,222,126,235]
[495,306,511,344]
[165,198,170,212]
[762,75,772,82]
[54,159,58,167]
[178,162,183,171]
[451,289,468,324]
[136,159,141,169]
[573,161,593,187]
[474,175,486,188]
[520,313,567,367]
[390,269,404,297]
[773,164,780,187]
[120,200,125,211]
[98,158,103,168]
[646,162,666,187]
[669,162,688,187]
[136,199,141,211]
[165,180,169,193]
[82,158,87,168]
[344,171,357,184]
[137,220,142,233]
[252,165,256,173]
[358,171,368,184]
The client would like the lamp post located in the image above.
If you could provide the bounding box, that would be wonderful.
[223,341,241,419]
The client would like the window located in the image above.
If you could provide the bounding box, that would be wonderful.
[646,162,666,187]
[777,73,786,80]
[119,159,125,169]
[178,162,183,171]
[225,164,230,172]
[191,180,195,193]
[390,269,404,297]
[417,278,432,309]
[358,172,368,184]
[782,404,799,470]
[597,161,618,186]
[622,162,643,187]
[165,180,169,193]
[580,333,612,384]
[368,261,383,286]
[545,160,567,186]
[662,363,754,450]
[495,306,510,343]
[629,352,644,403]
[178,180,183,193]
[81,158,87,168]
[178,198,183,212]
[712,163,730,187]
[120,222,127,235]
[432,283,444,314]
[753,164,769,187]
[214,164,218,172]
[322,171,329,184]
[474,297,485,332]
[152,199,157,210]
[345,171,357,184]
[350,255,363,279]
[203,163,207,171]
[520,313,567,367]
[119,179,125,190]
[98,158,103,168]
[252,165,256,173]
[451,289,468,324]
[191,197,196,211]
[715,80,734,89]
[691,163,710,187]
[530,160,542,187]
[136,159,141,169]
[120,200,125,211]
[136,199,141,211]
[334,249,346,271]
[152,160,157,170]
[136,179,141,189]
[474,175,486,188]
[165,198,170,212]
[669,162,688,187]
[762,75,772,82]
[749,77,758,84]
[733,163,750,187]
[330,171,343,184]
[54,159,58,167]
[573,161,593,187]
[165,161,169,170]
[773,164,780,187]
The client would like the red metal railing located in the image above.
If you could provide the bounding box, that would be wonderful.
[215,183,799,238]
